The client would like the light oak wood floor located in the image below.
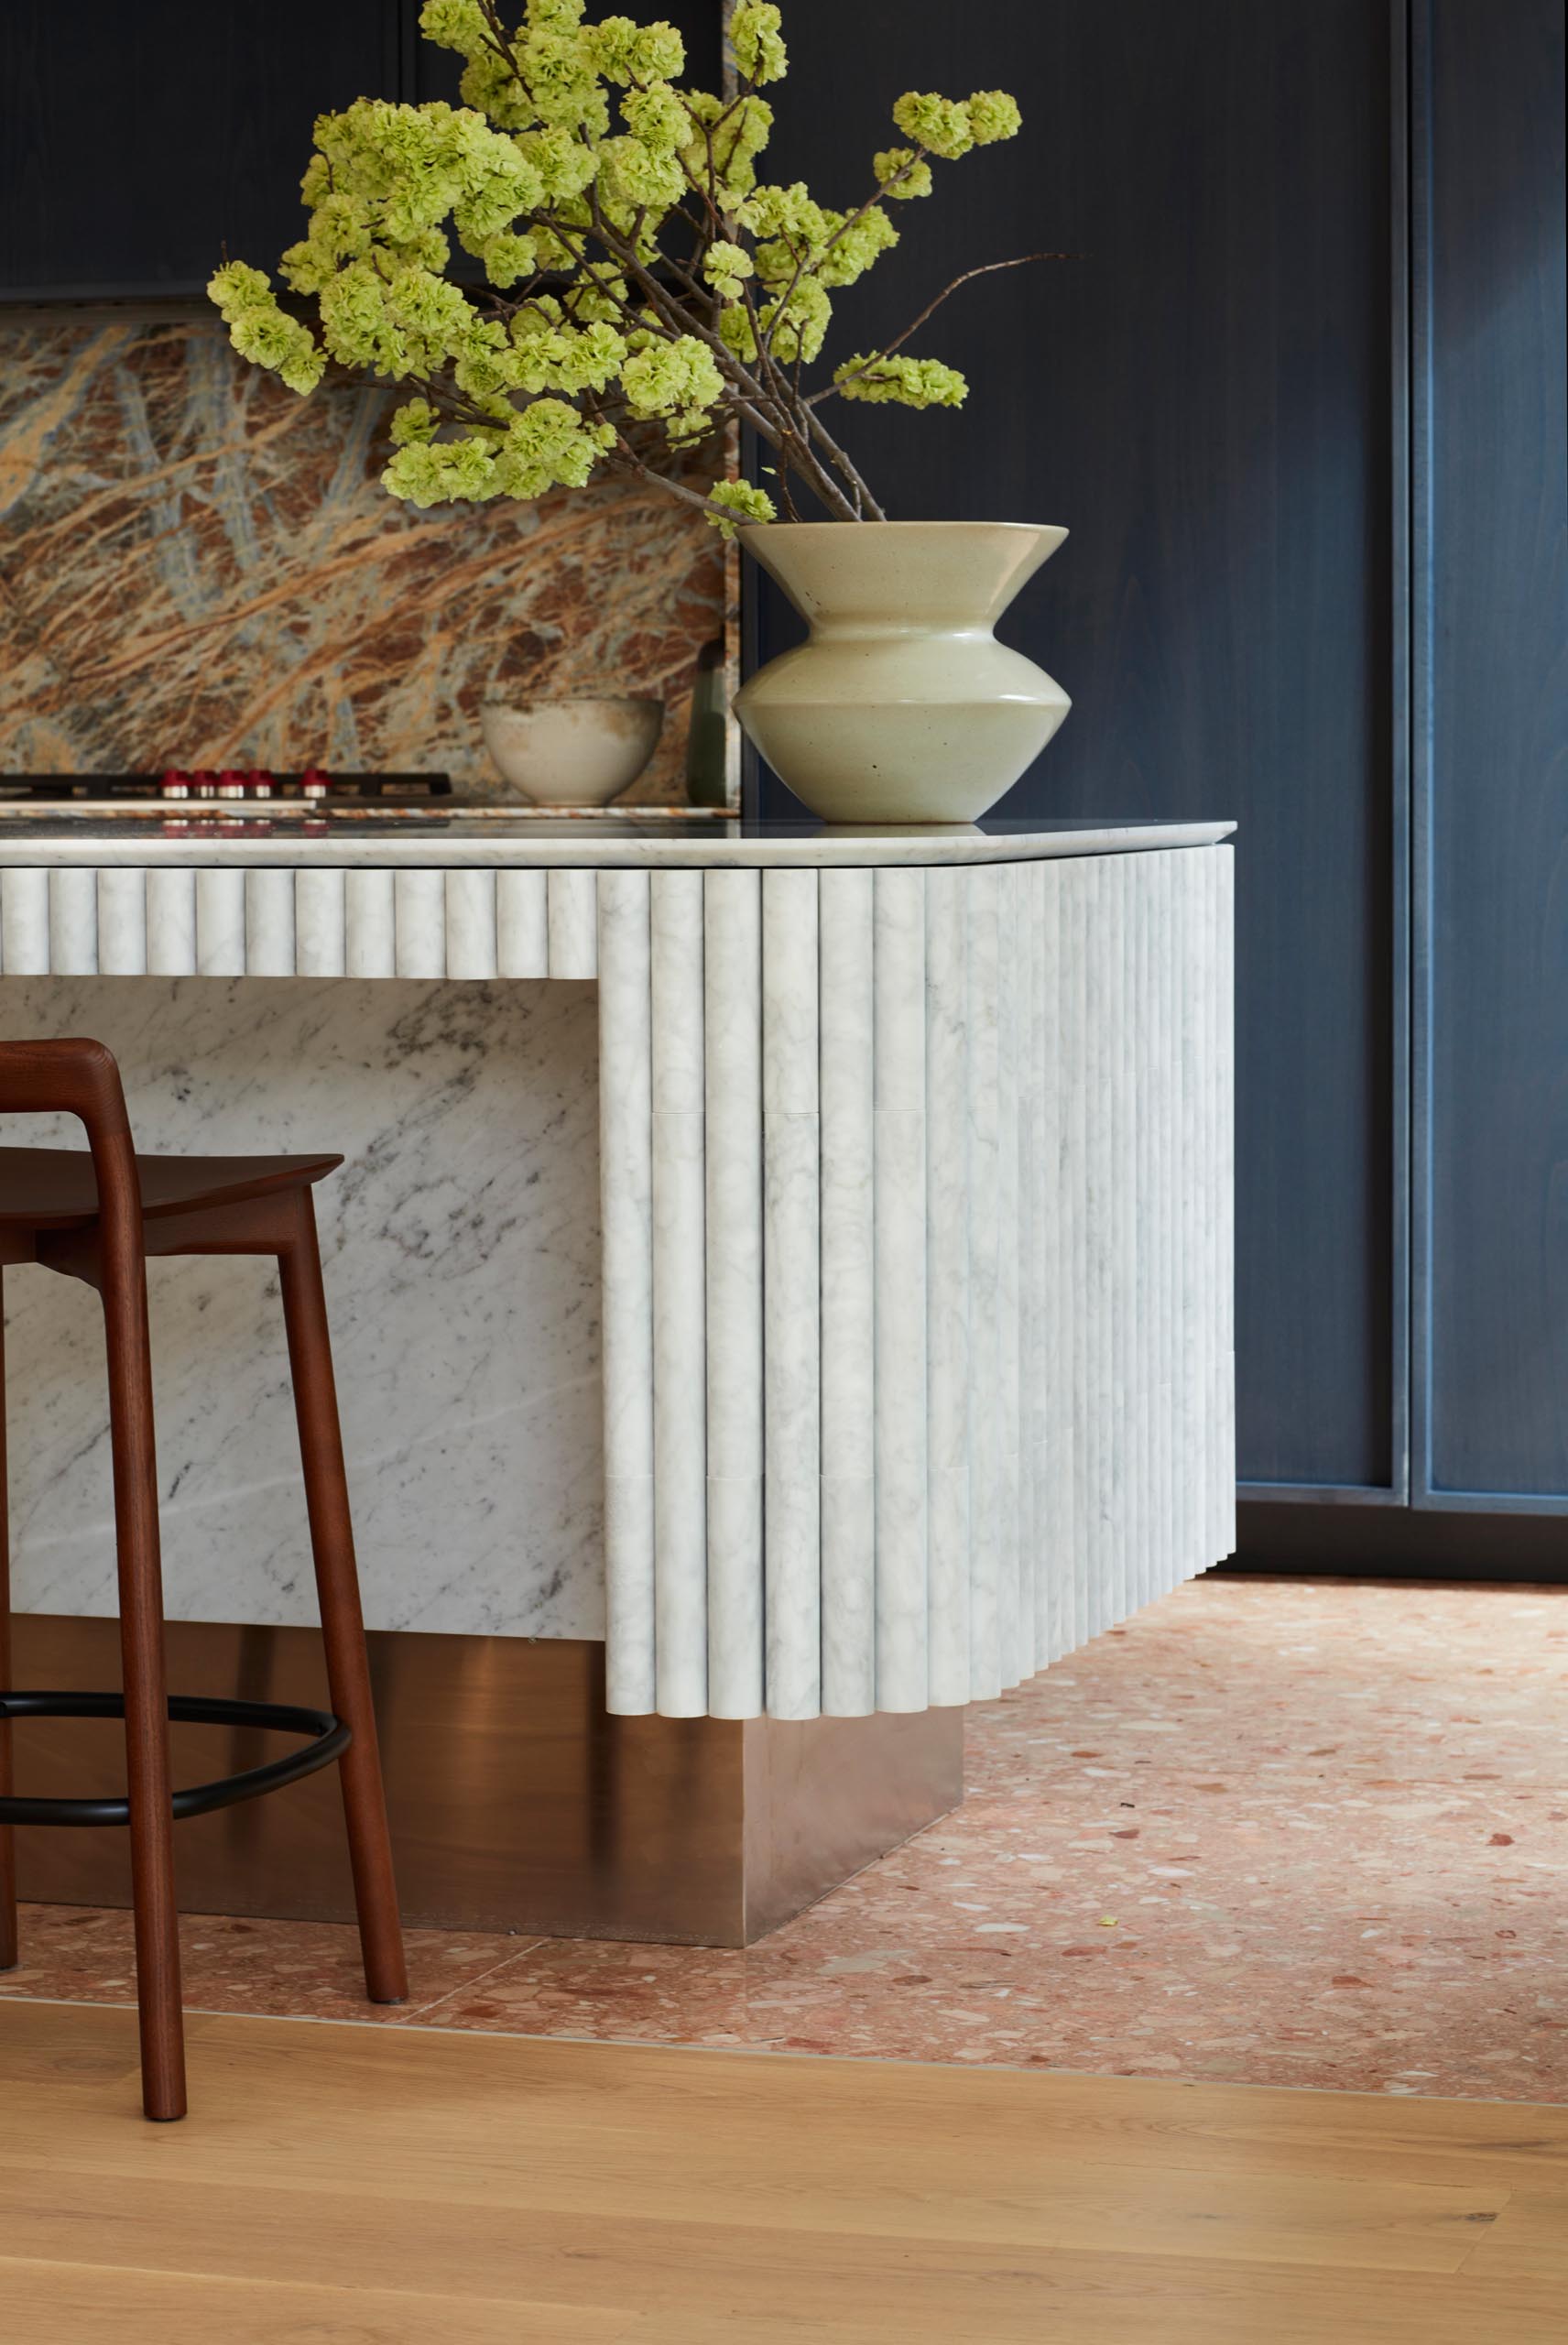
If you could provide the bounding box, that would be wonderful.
[1,1998,1564,2342]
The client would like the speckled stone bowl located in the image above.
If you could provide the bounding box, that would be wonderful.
[481,695,664,807]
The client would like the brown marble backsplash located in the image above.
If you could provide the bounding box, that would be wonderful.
[0,315,725,801]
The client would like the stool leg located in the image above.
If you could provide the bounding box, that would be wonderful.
[278,1196,407,2004]
[0,1274,18,1973]
[102,1250,186,2121]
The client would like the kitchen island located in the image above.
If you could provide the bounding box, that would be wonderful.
[0,814,1234,1944]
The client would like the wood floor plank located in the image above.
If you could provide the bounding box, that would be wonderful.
[0,2256,638,2344]
[1456,2187,1568,2284]
[625,2270,1568,2345]
[10,1998,1567,2184]
[1,2000,1565,2342]
[0,2154,1524,2335]
[0,2056,1508,2272]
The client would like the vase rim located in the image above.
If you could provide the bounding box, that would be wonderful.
[743,518,1065,536]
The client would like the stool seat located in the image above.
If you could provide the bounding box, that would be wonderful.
[0,1147,343,1230]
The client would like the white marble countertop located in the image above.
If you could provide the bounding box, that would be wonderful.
[0,813,1235,870]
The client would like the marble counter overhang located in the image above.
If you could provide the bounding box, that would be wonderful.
[0,815,1235,871]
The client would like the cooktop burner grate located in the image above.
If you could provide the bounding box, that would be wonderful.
[0,771,451,803]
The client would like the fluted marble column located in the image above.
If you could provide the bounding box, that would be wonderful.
[596,844,1235,1719]
[0,866,604,983]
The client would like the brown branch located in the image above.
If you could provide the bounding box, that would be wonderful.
[807,251,1077,405]
[585,396,764,529]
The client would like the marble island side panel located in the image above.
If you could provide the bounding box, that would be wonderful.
[0,974,604,1641]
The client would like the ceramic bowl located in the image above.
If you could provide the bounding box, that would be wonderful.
[481,695,664,807]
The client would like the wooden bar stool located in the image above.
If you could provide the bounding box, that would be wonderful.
[0,1038,407,2121]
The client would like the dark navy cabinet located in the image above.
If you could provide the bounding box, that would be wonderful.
[748,0,1568,1565]
[0,0,719,301]
[0,1,403,300]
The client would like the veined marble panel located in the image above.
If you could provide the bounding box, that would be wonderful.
[0,976,604,1640]
[0,318,722,802]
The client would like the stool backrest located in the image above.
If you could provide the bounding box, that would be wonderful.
[0,1037,144,1265]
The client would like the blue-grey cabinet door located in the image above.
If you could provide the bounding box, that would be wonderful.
[0,1,402,300]
[1414,0,1568,1511]
[748,0,1403,1502]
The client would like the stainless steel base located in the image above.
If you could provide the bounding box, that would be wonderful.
[6,1617,964,1947]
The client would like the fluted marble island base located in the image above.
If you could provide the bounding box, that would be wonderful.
[0,814,1234,1942]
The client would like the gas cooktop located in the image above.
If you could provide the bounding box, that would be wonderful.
[0,773,728,823]
[0,769,449,805]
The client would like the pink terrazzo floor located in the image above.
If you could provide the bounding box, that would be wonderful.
[5,1575,1567,2100]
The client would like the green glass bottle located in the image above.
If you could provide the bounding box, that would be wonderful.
[684,638,730,809]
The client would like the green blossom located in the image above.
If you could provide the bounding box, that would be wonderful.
[383,433,498,506]
[717,302,757,361]
[702,239,754,299]
[763,275,831,364]
[208,262,325,394]
[833,353,969,407]
[418,0,490,57]
[622,333,724,420]
[890,91,974,159]
[873,147,932,200]
[595,133,686,219]
[706,478,777,536]
[593,14,685,82]
[966,89,1022,144]
[509,315,627,394]
[748,179,828,253]
[683,89,772,202]
[517,125,600,204]
[479,230,539,289]
[621,80,688,153]
[514,27,610,134]
[729,2,787,84]
[388,396,441,445]
[492,398,615,496]
[457,48,535,131]
[568,271,631,322]
[816,204,898,288]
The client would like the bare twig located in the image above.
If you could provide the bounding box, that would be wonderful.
[807,251,1076,406]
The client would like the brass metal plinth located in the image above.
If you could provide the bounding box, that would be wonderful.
[7,1617,964,1947]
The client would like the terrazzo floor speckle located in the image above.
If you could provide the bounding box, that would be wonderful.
[5,1575,1566,2099]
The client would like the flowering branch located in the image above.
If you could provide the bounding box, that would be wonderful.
[207,1,1056,534]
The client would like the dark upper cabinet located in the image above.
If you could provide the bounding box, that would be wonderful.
[0,2,402,299]
[0,0,722,301]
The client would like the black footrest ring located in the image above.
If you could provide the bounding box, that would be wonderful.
[0,1691,352,1827]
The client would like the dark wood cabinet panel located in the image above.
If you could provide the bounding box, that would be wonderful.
[0,1,723,301]
[0,1,401,299]
[750,0,1399,1495]
[1419,0,1568,1502]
